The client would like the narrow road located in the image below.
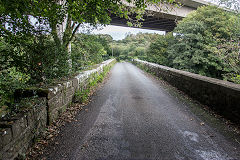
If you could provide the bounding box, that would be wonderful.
[44,62,240,160]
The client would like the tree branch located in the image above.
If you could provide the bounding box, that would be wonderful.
[65,23,80,48]
[62,14,72,46]
[71,22,76,30]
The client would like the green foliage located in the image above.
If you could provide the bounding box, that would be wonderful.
[0,0,177,112]
[168,5,240,79]
[74,60,116,103]
[0,0,62,36]
[0,33,112,112]
[145,33,174,65]
[0,38,29,109]
[75,88,90,103]
[71,34,111,72]
[0,67,30,110]
[231,75,240,84]
[2,35,70,83]
[167,20,228,78]
[140,5,240,83]
[112,33,159,60]
[0,0,177,52]
[182,6,239,42]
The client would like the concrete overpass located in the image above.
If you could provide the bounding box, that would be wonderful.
[110,0,210,31]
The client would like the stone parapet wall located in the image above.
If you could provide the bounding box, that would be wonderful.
[133,59,240,124]
[0,59,115,159]
[47,59,115,124]
[0,98,47,160]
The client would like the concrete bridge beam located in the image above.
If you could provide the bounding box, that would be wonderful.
[111,0,210,31]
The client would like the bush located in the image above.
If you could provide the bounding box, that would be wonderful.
[71,34,110,72]
[144,5,240,81]
[146,33,174,65]
[0,36,70,112]
[169,6,240,79]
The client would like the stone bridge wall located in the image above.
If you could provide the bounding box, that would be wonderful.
[133,59,240,124]
[47,59,115,124]
[0,98,47,160]
[0,59,115,160]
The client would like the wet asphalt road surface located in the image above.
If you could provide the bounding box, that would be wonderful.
[45,62,240,160]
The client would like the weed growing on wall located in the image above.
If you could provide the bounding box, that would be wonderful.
[74,60,116,103]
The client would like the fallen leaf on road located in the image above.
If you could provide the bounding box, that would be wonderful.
[200,122,205,126]
[47,134,54,139]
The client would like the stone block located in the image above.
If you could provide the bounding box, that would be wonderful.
[47,84,63,99]
[31,105,47,135]
[38,106,47,129]
[63,80,73,90]
[65,87,75,97]
[72,78,79,89]
[11,115,27,139]
[26,109,35,129]
[63,94,74,107]
[48,92,63,112]
[58,104,68,115]
[49,109,59,124]
[0,127,12,150]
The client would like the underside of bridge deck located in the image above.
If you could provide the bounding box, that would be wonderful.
[110,0,209,31]
[110,13,178,32]
[110,14,178,32]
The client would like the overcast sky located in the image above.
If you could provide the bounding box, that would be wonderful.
[91,25,165,40]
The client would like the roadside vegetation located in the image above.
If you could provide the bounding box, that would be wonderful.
[112,33,159,61]
[0,0,177,115]
[114,5,240,84]
[0,33,112,115]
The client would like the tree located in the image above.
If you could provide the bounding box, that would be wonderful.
[0,0,177,49]
[168,5,240,79]
[112,32,159,60]
[218,0,240,83]
[95,34,113,58]
[146,33,174,65]
[71,33,114,72]
[0,0,178,79]
[167,20,227,78]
